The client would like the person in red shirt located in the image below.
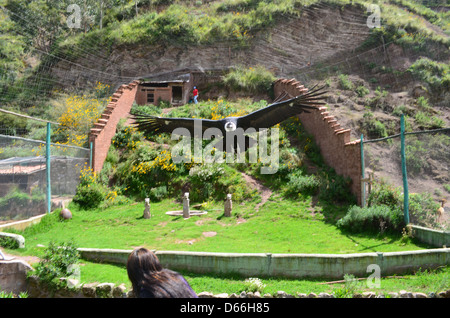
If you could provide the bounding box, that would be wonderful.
[193,86,198,104]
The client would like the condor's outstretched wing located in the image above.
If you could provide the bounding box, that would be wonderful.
[236,85,327,130]
[133,114,222,137]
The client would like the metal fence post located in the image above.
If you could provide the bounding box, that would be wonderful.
[360,134,366,207]
[400,115,410,224]
[46,122,51,214]
[90,141,93,170]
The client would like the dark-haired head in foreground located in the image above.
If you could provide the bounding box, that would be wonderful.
[127,247,198,298]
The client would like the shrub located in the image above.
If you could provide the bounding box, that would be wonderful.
[367,180,402,210]
[243,277,266,293]
[408,58,450,100]
[360,112,388,139]
[337,204,404,233]
[285,169,320,197]
[72,183,106,210]
[223,65,275,94]
[408,193,441,229]
[338,74,354,90]
[355,85,369,97]
[0,236,19,249]
[33,241,80,290]
[318,171,355,204]
[72,167,106,209]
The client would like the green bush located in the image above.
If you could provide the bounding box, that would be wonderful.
[338,74,354,90]
[0,236,19,249]
[368,180,402,210]
[408,193,441,229]
[360,112,388,139]
[337,204,404,233]
[33,241,80,290]
[285,169,320,197]
[72,183,106,210]
[408,58,450,100]
[72,168,107,210]
[223,65,275,94]
[355,85,370,97]
[318,171,355,204]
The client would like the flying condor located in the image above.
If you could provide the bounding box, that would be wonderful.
[133,85,327,151]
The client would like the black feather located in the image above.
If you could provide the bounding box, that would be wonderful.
[133,85,327,136]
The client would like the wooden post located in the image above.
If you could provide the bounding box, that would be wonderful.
[224,194,232,217]
[143,198,151,219]
[183,192,190,219]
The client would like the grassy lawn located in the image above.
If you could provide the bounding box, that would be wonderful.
[13,193,427,258]
[78,260,449,296]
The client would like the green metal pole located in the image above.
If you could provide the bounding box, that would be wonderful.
[400,115,410,224]
[90,141,93,169]
[361,134,365,207]
[46,122,51,214]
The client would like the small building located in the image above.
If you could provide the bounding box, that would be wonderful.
[135,72,191,106]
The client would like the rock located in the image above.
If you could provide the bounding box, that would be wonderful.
[414,292,427,298]
[307,292,317,298]
[213,293,229,298]
[82,283,98,298]
[399,290,412,298]
[275,291,288,298]
[96,283,115,298]
[198,291,214,298]
[387,292,398,298]
[362,292,376,298]
[67,278,80,289]
[113,284,127,298]
[60,208,72,220]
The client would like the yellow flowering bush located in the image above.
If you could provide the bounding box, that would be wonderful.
[54,83,111,148]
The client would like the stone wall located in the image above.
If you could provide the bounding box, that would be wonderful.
[89,80,140,172]
[78,247,450,280]
[24,274,450,298]
[0,260,32,295]
[273,78,362,204]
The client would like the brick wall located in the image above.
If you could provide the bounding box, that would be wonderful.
[89,80,140,173]
[274,78,362,204]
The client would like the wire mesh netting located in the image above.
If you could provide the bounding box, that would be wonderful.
[362,129,450,230]
[0,133,90,223]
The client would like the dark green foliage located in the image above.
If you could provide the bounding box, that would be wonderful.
[33,240,80,290]
[0,236,19,249]
[337,204,404,233]
[72,183,106,210]
[285,169,320,197]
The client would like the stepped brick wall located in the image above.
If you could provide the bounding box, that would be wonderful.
[274,78,362,204]
[89,80,140,173]
[88,77,361,204]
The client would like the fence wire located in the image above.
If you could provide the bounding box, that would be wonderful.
[0,132,90,223]
[362,127,450,230]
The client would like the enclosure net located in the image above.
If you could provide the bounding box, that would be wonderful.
[0,1,448,228]
[0,132,90,222]
[363,128,450,230]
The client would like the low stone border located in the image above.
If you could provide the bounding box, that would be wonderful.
[78,247,450,280]
[25,275,450,298]
[0,232,25,249]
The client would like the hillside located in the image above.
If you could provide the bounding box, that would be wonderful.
[0,0,449,226]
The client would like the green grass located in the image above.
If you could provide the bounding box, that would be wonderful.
[76,260,449,296]
[11,192,427,259]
